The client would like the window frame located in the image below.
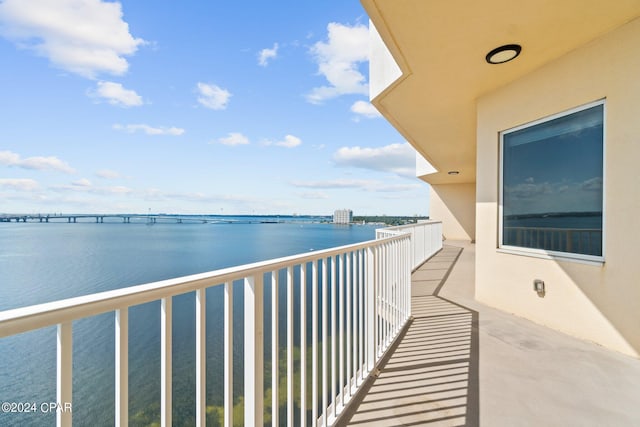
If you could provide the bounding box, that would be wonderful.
[498,99,606,264]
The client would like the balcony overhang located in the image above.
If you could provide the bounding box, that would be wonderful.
[361,0,640,185]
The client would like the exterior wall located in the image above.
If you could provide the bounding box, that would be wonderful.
[476,18,640,357]
[430,183,475,242]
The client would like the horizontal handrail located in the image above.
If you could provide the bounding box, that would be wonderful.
[377,219,442,232]
[0,234,407,338]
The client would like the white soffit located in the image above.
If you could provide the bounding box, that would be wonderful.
[361,0,640,184]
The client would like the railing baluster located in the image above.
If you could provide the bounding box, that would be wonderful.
[115,308,128,427]
[385,242,390,347]
[57,322,72,427]
[312,261,318,427]
[346,251,352,399]
[287,266,294,426]
[358,249,363,384]
[378,245,383,356]
[366,246,376,372]
[244,274,264,426]
[161,297,172,427]
[338,253,344,412]
[352,251,358,387]
[406,238,411,318]
[322,258,328,427]
[196,289,206,427]
[224,281,233,427]
[300,263,307,427]
[331,255,337,420]
[271,271,279,427]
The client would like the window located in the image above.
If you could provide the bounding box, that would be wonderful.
[499,101,604,261]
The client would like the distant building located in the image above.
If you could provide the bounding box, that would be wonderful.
[333,209,353,224]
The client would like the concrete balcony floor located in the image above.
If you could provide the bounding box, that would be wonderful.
[339,242,640,426]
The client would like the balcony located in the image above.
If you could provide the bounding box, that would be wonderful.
[2,220,639,427]
[339,241,640,426]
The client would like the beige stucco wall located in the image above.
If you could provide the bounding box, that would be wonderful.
[430,183,476,242]
[476,18,640,357]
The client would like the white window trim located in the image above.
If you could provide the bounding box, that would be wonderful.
[498,99,606,264]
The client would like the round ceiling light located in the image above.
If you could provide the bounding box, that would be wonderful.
[486,44,522,64]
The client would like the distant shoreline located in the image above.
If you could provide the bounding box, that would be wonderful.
[504,211,601,220]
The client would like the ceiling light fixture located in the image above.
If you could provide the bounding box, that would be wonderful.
[486,44,521,64]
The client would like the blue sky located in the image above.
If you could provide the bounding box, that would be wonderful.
[0,0,429,216]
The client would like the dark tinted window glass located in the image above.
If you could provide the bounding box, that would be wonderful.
[502,104,603,257]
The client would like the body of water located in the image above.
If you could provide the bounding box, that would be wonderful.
[0,218,377,426]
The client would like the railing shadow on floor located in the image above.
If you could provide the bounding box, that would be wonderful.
[338,247,479,426]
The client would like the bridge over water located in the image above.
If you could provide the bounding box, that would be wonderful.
[0,214,294,224]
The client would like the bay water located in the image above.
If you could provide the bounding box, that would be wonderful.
[0,218,377,426]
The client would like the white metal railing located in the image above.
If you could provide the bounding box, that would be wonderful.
[376,220,443,270]
[0,221,442,427]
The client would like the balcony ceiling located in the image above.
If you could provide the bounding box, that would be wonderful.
[361,0,640,184]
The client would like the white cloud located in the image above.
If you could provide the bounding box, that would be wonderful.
[307,22,369,104]
[258,43,278,66]
[196,82,231,110]
[0,150,76,173]
[262,134,302,148]
[0,0,145,78]
[290,178,421,193]
[90,81,143,107]
[96,169,121,179]
[51,181,133,195]
[333,143,416,178]
[217,132,250,146]
[581,177,602,191]
[350,100,381,119]
[113,123,185,136]
[72,178,92,187]
[373,183,422,192]
[276,135,302,148]
[290,179,375,189]
[298,191,329,200]
[0,178,40,191]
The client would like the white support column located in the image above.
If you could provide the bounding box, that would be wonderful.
[161,297,172,427]
[196,289,206,427]
[57,322,72,427]
[244,274,264,427]
[271,271,279,427]
[115,308,128,427]
[224,282,233,427]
